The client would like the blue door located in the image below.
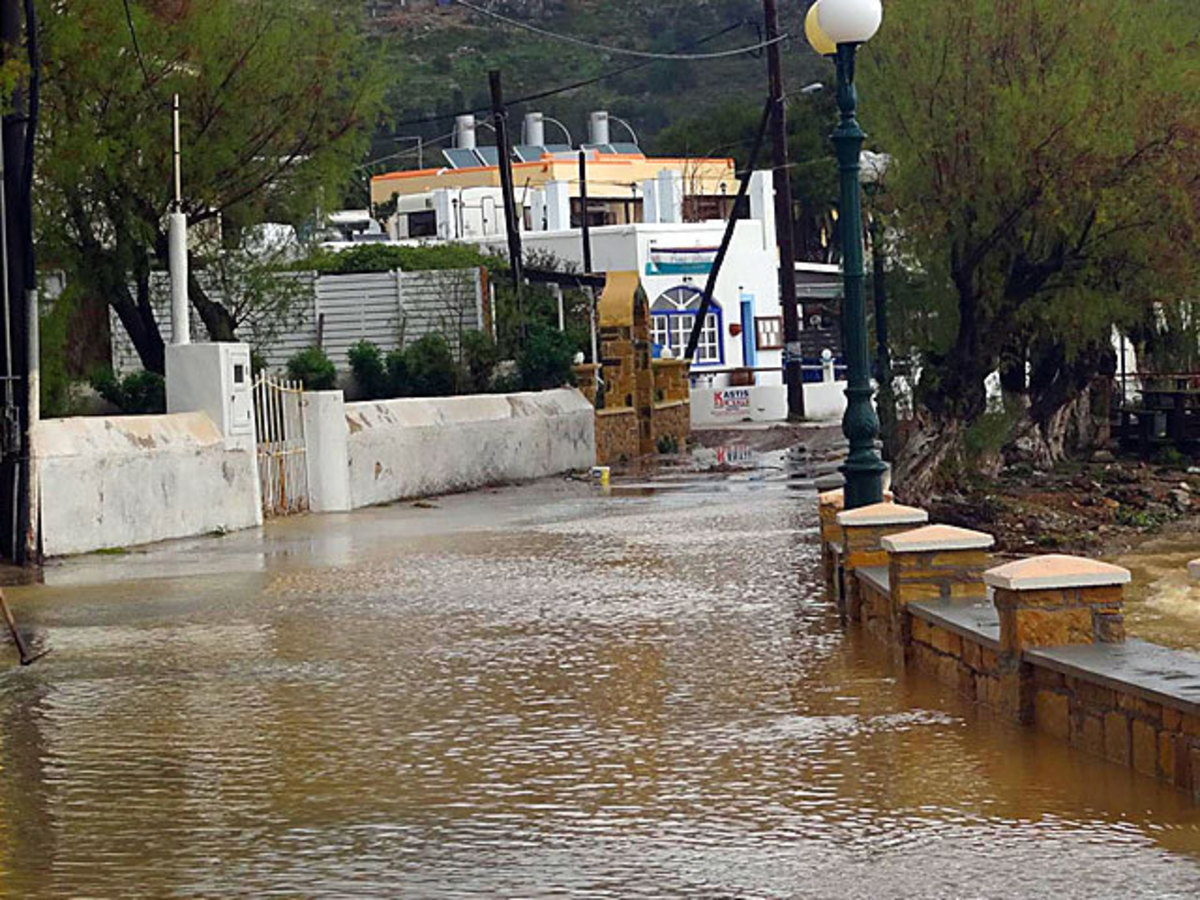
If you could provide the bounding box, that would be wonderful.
[740,295,757,371]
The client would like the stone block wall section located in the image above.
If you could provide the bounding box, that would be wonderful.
[819,501,1200,802]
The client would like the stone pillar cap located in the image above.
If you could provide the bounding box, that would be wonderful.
[881,524,995,553]
[983,554,1131,591]
[1189,558,1200,581]
[818,487,893,510]
[836,502,928,527]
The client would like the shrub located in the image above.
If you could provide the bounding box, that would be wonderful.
[461,329,499,394]
[348,340,389,399]
[385,348,409,397]
[403,334,457,397]
[518,324,577,391]
[286,347,337,390]
[89,369,166,414]
[303,243,505,275]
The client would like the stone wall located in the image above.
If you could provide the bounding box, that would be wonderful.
[821,493,1200,802]
[578,272,691,466]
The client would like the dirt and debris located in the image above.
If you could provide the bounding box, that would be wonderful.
[907,457,1200,558]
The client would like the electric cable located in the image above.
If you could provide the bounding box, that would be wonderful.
[121,0,155,90]
[390,21,747,128]
[452,0,786,61]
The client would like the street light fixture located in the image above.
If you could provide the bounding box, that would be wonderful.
[807,0,887,510]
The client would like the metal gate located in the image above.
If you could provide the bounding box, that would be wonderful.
[253,375,310,516]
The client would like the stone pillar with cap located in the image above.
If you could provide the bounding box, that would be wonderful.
[984,555,1131,654]
[835,501,927,620]
[819,487,893,595]
[880,524,995,638]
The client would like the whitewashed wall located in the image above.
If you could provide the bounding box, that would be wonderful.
[341,388,595,509]
[33,412,262,557]
[112,268,486,375]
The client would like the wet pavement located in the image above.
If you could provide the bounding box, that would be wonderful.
[1,475,1200,897]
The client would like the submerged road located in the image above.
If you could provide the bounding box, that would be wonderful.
[1,476,1199,897]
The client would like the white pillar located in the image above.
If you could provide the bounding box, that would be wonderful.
[641,179,660,224]
[657,169,683,224]
[433,189,454,240]
[302,390,352,513]
[553,284,565,331]
[531,188,547,232]
[544,180,571,232]
[168,211,190,345]
[749,170,776,252]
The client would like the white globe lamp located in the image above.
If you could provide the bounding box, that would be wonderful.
[817,0,883,45]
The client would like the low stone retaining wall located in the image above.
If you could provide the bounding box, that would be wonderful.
[33,413,261,557]
[337,389,595,509]
[821,494,1200,801]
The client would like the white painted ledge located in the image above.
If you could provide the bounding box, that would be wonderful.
[984,555,1131,591]
[836,502,928,528]
[882,524,995,554]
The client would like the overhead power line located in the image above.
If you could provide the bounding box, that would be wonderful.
[390,21,747,129]
[121,0,155,89]
[452,0,786,61]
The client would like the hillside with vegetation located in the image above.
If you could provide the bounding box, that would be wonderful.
[364,0,827,176]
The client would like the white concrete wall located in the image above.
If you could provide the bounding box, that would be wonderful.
[690,381,849,426]
[33,413,262,557]
[344,388,595,508]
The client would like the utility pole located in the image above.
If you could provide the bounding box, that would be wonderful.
[488,70,523,291]
[764,0,805,420]
[0,0,31,565]
[578,150,593,273]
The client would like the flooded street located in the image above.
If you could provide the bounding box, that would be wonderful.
[2,478,1200,897]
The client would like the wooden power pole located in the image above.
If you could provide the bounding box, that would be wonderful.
[488,70,524,290]
[764,0,805,420]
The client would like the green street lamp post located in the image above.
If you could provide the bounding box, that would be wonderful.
[806,0,887,510]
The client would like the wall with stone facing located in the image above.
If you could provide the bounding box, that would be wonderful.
[822,501,1200,802]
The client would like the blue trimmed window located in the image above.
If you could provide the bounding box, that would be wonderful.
[650,286,723,364]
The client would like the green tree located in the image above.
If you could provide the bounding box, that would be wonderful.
[859,0,1199,487]
[37,0,383,373]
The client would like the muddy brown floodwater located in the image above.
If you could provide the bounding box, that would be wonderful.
[1,478,1200,898]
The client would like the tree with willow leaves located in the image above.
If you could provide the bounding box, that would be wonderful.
[36,0,384,373]
[857,0,1198,489]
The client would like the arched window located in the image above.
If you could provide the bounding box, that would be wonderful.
[650,286,723,364]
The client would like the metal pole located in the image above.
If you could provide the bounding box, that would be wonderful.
[169,94,189,345]
[833,43,885,509]
[578,150,593,273]
[870,215,896,461]
[764,0,805,419]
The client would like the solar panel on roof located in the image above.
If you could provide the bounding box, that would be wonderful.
[581,143,617,155]
[442,148,481,169]
[610,142,643,156]
[474,147,500,166]
[514,144,548,162]
[544,144,572,154]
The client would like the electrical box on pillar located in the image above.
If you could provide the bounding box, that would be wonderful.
[166,344,255,452]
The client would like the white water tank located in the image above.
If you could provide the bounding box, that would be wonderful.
[455,114,477,150]
[523,112,545,147]
[588,111,610,146]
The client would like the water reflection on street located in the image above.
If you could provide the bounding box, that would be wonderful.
[1,480,1199,898]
